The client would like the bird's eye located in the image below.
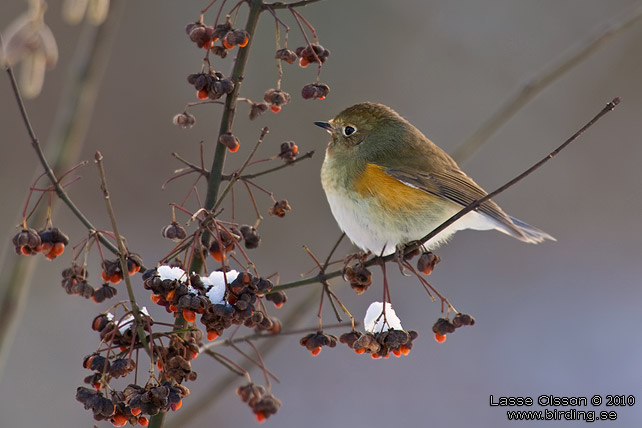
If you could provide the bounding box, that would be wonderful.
[343,125,356,136]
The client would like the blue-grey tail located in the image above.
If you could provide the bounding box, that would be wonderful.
[507,216,556,244]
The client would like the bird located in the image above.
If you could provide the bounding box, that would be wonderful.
[315,102,554,256]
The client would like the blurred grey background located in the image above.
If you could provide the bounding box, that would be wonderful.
[1,0,642,427]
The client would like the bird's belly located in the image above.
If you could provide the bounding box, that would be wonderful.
[324,188,462,255]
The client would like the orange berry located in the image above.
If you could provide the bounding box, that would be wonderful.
[392,349,401,357]
[138,416,149,426]
[130,408,141,416]
[210,250,224,261]
[227,141,240,153]
[207,330,219,341]
[299,57,309,68]
[169,304,178,312]
[239,35,249,47]
[45,242,65,260]
[400,345,411,355]
[274,302,284,309]
[223,38,234,50]
[20,246,33,256]
[255,411,267,423]
[166,290,175,301]
[318,95,325,100]
[109,272,122,284]
[38,242,53,254]
[310,346,322,356]
[203,40,214,50]
[101,270,109,282]
[128,264,140,275]
[371,353,380,359]
[119,346,127,352]
[354,348,366,354]
[182,309,196,322]
[434,333,447,343]
[111,413,128,427]
[197,89,209,100]
[151,294,161,303]
[173,399,182,411]
[270,105,281,113]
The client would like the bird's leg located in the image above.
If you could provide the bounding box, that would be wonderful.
[394,244,411,277]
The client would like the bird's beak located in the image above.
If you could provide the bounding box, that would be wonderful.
[314,121,334,133]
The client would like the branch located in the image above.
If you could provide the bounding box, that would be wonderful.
[273,98,621,292]
[263,0,325,9]
[451,6,642,163]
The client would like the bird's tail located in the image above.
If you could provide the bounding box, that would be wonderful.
[504,215,556,244]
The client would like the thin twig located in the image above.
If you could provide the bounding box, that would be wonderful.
[95,151,151,355]
[451,6,642,163]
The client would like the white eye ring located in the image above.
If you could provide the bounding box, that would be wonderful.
[343,125,357,136]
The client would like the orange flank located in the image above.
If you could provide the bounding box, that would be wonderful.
[354,163,433,211]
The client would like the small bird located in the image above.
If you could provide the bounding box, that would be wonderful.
[315,102,554,256]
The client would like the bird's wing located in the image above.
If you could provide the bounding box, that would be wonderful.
[384,167,520,233]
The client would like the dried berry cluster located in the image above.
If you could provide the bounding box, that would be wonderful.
[278,141,299,162]
[199,271,279,340]
[237,383,282,422]
[77,308,194,425]
[143,267,286,342]
[344,263,372,295]
[12,226,69,259]
[299,331,338,356]
[432,313,475,343]
[161,221,187,242]
[295,43,330,67]
[301,83,330,100]
[188,70,235,101]
[155,330,202,383]
[417,251,441,275]
[268,200,291,218]
[172,112,196,129]
[76,381,189,427]
[263,88,291,113]
[101,253,143,284]
[186,20,249,51]
[339,329,419,359]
